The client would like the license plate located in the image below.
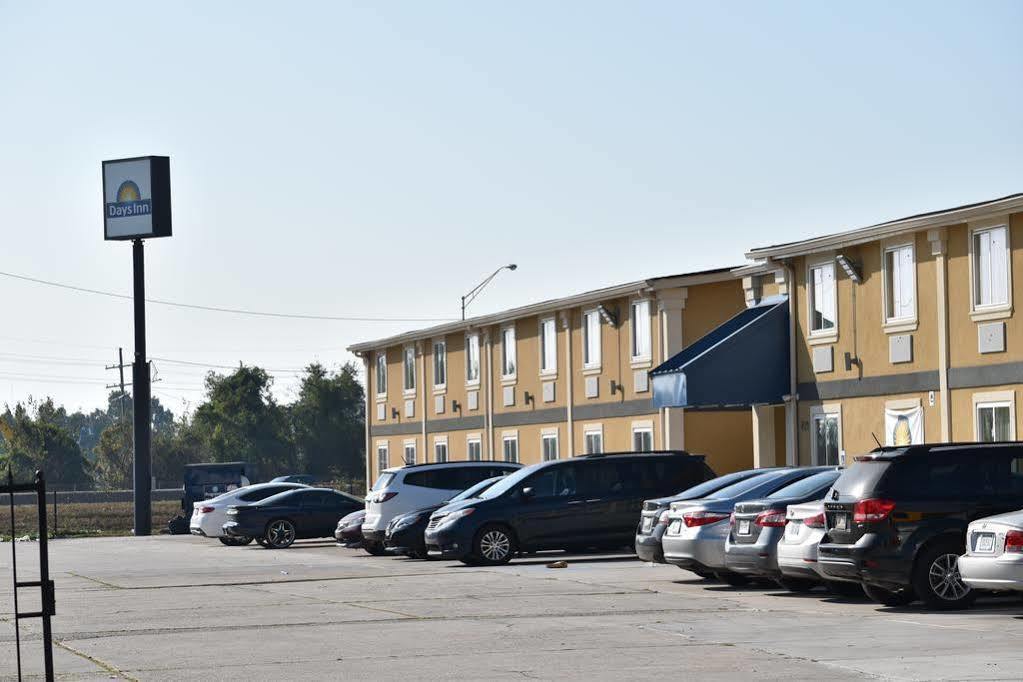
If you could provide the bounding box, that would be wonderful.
[737,519,751,536]
[785,521,800,537]
[669,519,682,534]
[976,533,995,553]
[835,514,849,531]
[641,517,654,533]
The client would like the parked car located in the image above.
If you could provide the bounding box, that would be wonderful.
[818,443,1023,609]
[363,462,522,555]
[385,475,509,559]
[723,469,842,590]
[223,488,364,549]
[661,467,834,585]
[190,482,309,544]
[272,474,318,485]
[635,468,773,565]
[424,451,712,565]
[181,461,255,515]
[958,509,1023,593]
[777,501,833,587]
[335,509,366,548]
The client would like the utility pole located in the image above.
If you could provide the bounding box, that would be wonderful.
[105,347,128,421]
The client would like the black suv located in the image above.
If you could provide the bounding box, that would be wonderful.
[424,451,712,565]
[818,443,1023,609]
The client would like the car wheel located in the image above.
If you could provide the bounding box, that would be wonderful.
[912,541,977,610]
[715,571,750,587]
[473,524,516,566]
[265,519,296,549]
[826,580,867,598]
[363,541,387,556]
[862,583,916,607]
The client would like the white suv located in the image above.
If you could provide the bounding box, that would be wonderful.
[362,462,521,554]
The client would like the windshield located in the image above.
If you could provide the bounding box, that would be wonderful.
[766,470,840,499]
[706,471,779,500]
[676,470,762,500]
[479,465,540,499]
[371,473,395,492]
[451,476,503,502]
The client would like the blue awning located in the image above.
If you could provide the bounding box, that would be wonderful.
[650,296,789,409]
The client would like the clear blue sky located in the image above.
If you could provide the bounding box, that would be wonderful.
[1,1,1021,412]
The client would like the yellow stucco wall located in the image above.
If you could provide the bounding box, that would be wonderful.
[683,410,753,475]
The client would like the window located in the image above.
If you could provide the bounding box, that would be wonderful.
[540,317,557,375]
[583,310,601,368]
[808,262,837,335]
[466,333,481,384]
[973,225,1009,309]
[467,438,482,462]
[811,410,841,466]
[434,441,449,463]
[375,354,387,396]
[631,300,651,360]
[403,442,417,465]
[632,427,653,452]
[403,346,416,392]
[977,403,1013,442]
[501,326,517,378]
[376,444,389,473]
[524,466,579,499]
[584,426,603,455]
[542,433,559,462]
[433,340,447,387]
[883,244,915,323]
[502,434,519,463]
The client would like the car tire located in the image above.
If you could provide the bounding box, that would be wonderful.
[472,524,516,566]
[219,536,253,546]
[862,583,916,607]
[256,536,269,548]
[264,519,297,549]
[363,541,387,556]
[459,554,482,566]
[777,577,817,593]
[690,568,716,580]
[826,580,866,598]
[715,571,750,587]
[912,540,977,610]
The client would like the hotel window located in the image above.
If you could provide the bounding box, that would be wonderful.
[376,443,388,473]
[501,326,517,378]
[466,333,481,384]
[631,300,651,360]
[808,262,837,335]
[811,409,841,466]
[583,310,601,368]
[467,438,482,462]
[376,355,386,396]
[403,346,416,392]
[540,317,557,375]
[403,442,417,465]
[502,434,519,463]
[632,427,653,452]
[434,441,448,463]
[977,402,1013,442]
[433,340,447,388]
[973,225,1009,309]
[584,426,603,455]
[883,244,915,323]
[541,433,559,462]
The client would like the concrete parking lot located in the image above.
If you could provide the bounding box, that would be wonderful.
[2,536,1023,680]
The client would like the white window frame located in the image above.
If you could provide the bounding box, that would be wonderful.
[465,333,481,386]
[972,390,1016,442]
[466,434,483,462]
[630,299,652,365]
[541,428,559,462]
[807,260,838,341]
[969,219,1012,321]
[402,439,417,466]
[502,431,519,463]
[582,309,602,371]
[631,419,654,452]
[809,404,842,466]
[583,423,604,455]
[501,325,517,381]
[376,441,389,474]
[402,345,416,396]
[539,317,557,377]
[881,241,917,331]
[433,436,449,463]
[375,353,387,398]
[432,339,447,391]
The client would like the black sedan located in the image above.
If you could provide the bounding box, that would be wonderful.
[223,488,363,549]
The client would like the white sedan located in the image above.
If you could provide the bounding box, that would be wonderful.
[190,482,308,544]
[958,510,1023,592]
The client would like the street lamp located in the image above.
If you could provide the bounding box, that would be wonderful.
[462,264,517,320]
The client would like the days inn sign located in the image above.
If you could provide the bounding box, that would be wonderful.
[102,156,172,240]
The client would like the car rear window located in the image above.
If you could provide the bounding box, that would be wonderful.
[766,470,840,499]
[238,486,289,502]
[706,472,778,499]
[830,460,891,499]
[677,470,761,500]
[371,473,395,491]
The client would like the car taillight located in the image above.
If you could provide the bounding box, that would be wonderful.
[755,510,787,527]
[802,512,826,528]
[1004,530,1023,553]
[853,498,896,524]
[683,511,730,527]
[200,506,214,514]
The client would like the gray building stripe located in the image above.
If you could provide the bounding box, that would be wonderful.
[369,422,423,437]
[949,362,1023,389]
[573,399,657,421]
[492,407,569,428]
[799,371,939,401]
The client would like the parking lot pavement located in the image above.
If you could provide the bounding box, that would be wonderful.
[2,536,1023,680]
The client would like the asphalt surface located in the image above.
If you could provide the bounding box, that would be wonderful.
[2,535,1023,680]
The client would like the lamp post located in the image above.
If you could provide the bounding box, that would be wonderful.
[462,264,517,320]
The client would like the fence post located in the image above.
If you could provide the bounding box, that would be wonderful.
[52,490,57,538]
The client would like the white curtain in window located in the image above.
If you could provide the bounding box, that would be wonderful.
[976,227,1008,306]
[887,246,915,320]
[541,319,556,372]
[885,405,923,446]
[632,301,651,358]
[812,264,836,331]
[466,335,480,382]
[585,312,601,365]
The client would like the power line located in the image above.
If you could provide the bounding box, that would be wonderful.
[0,270,454,323]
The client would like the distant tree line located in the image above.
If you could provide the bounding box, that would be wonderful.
[0,362,365,490]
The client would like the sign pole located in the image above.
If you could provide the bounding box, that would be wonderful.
[132,238,152,536]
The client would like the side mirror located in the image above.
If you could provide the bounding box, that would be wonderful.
[521,487,535,500]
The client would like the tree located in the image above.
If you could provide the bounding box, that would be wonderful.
[0,402,92,488]
[291,362,365,479]
[93,421,133,489]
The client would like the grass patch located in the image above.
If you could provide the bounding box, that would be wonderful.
[0,500,182,540]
